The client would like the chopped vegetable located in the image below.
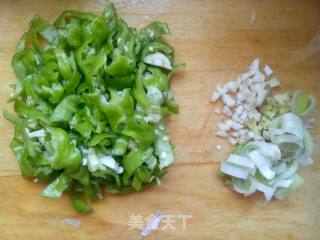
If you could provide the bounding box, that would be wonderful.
[290,90,317,117]
[211,58,281,144]
[4,4,183,213]
[140,211,164,237]
[213,59,317,202]
[220,126,313,201]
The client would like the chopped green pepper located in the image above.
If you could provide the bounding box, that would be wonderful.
[4,3,183,213]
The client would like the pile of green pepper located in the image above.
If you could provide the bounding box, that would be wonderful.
[4,4,182,213]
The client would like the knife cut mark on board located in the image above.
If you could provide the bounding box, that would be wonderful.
[289,31,320,64]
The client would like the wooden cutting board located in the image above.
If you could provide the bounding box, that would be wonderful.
[0,0,319,239]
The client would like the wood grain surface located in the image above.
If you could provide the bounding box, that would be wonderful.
[0,0,319,239]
